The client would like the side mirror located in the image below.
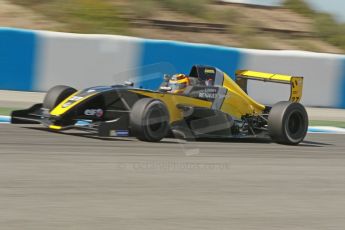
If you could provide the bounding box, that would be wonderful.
[164,74,171,81]
[159,86,172,92]
[124,81,134,87]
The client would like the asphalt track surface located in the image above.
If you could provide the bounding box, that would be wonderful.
[1,124,345,230]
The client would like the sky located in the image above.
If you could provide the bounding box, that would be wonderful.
[222,0,345,23]
[305,0,345,23]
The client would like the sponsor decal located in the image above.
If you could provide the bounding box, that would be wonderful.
[84,109,104,117]
[62,101,73,108]
[198,88,218,99]
[69,96,84,101]
[160,86,172,91]
[204,68,215,74]
[110,130,129,137]
[187,86,221,100]
[62,96,84,108]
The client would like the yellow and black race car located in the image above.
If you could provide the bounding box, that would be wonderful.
[11,65,308,145]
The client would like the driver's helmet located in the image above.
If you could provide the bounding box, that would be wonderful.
[167,74,190,94]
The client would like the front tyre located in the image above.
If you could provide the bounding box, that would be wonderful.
[43,85,77,110]
[130,98,170,142]
[268,101,308,145]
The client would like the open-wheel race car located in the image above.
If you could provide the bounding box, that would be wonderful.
[11,65,308,145]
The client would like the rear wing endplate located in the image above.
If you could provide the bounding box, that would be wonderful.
[235,70,303,103]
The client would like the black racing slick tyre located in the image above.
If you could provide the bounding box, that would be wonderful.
[43,85,77,110]
[130,98,170,142]
[268,101,308,145]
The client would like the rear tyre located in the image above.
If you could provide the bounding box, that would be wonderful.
[268,101,308,145]
[43,85,77,110]
[130,98,170,142]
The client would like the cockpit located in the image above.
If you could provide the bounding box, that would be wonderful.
[159,65,227,94]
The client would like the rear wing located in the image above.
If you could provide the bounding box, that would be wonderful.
[235,70,303,103]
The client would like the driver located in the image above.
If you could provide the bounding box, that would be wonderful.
[166,74,190,94]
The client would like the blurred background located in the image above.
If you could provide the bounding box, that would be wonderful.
[1,0,344,54]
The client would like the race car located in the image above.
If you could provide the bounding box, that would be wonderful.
[11,65,308,145]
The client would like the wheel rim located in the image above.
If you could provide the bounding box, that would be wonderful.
[286,110,305,140]
[145,106,169,135]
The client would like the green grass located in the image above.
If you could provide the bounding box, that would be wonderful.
[9,0,128,34]
[284,0,314,17]
[309,120,345,128]
[129,0,159,18]
[0,107,17,116]
[128,0,212,19]
[158,0,211,18]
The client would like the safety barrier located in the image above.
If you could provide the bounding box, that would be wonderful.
[1,27,344,108]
